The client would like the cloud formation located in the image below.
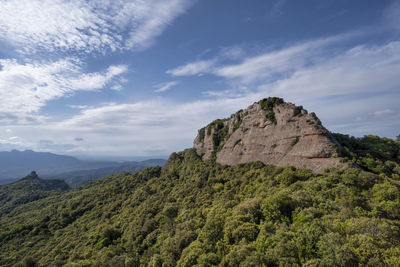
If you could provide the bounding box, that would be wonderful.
[0,0,193,125]
[0,0,193,53]
[167,59,216,76]
[0,58,127,121]
[154,81,179,93]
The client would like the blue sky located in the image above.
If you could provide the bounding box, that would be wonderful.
[0,0,399,159]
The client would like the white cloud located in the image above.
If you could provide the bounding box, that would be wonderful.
[214,36,347,83]
[167,59,216,76]
[0,135,24,147]
[167,35,350,82]
[153,81,179,93]
[261,41,400,101]
[67,105,91,110]
[110,84,123,91]
[0,58,128,121]
[373,109,395,117]
[0,0,193,54]
[123,0,193,50]
[219,46,246,60]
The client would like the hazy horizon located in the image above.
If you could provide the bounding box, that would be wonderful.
[0,148,168,162]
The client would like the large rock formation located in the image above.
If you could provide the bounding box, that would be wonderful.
[194,97,352,173]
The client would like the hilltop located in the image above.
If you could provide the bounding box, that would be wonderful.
[0,171,69,216]
[194,97,353,173]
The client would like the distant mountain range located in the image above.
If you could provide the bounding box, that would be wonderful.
[0,150,166,185]
[44,159,166,188]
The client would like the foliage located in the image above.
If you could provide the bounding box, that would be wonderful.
[197,127,205,142]
[258,97,284,124]
[291,136,299,147]
[0,171,69,216]
[0,140,400,266]
[258,97,284,110]
[333,133,400,178]
[232,109,247,133]
[204,119,230,153]
[203,109,248,155]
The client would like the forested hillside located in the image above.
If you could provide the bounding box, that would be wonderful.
[0,135,399,266]
[0,171,69,217]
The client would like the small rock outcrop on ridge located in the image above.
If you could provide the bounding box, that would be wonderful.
[0,171,70,216]
[194,97,352,173]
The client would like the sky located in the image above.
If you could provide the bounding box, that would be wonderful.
[0,0,399,159]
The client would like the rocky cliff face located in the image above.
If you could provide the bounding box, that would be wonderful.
[194,97,352,173]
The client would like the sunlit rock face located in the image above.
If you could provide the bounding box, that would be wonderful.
[194,97,354,173]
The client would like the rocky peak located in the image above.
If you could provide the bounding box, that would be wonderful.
[22,171,39,180]
[194,97,352,173]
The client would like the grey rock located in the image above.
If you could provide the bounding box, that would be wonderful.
[193,97,354,173]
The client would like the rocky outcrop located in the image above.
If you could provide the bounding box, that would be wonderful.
[193,97,353,173]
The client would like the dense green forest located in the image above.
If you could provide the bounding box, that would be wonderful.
[0,135,399,266]
[0,171,69,217]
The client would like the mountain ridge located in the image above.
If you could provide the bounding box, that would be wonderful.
[44,159,166,188]
[0,171,69,216]
[0,150,120,181]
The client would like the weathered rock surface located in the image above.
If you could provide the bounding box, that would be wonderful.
[193,97,353,173]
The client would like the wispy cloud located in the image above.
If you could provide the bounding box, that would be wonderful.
[261,41,400,101]
[373,109,395,117]
[0,58,128,121]
[67,105,91,110]
[213,36,351,83]
[123,0,194,50]
[0,0,193,126]
[167,59,216,76]
[166,35,350,82]
[154,81,179,93]
[0,0,193,54]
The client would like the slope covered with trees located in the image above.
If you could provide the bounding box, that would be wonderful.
[0,135,399,266]
[0,171,69,217]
